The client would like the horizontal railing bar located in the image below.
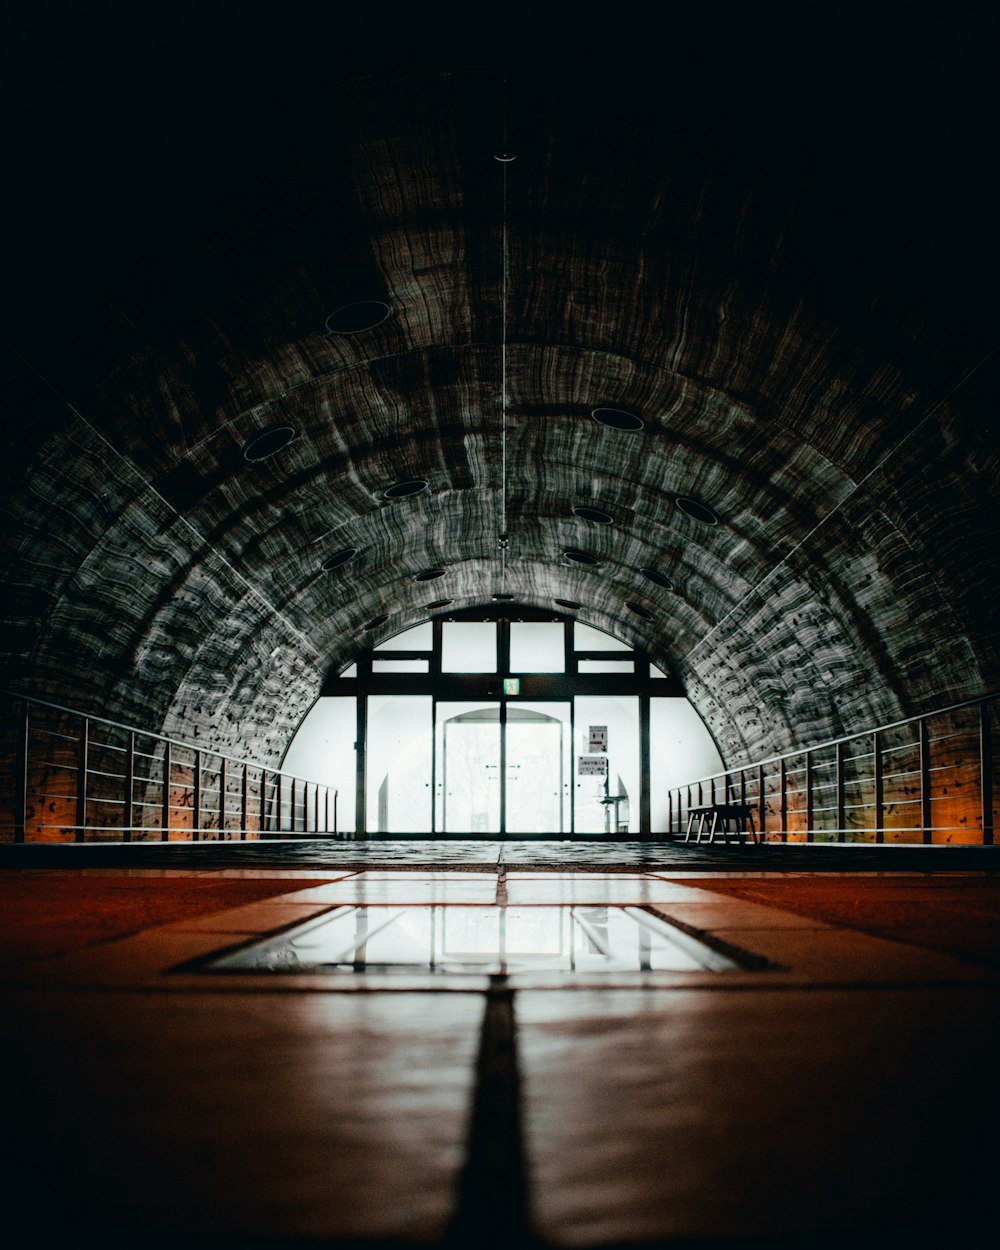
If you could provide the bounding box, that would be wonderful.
[3,690,324,787]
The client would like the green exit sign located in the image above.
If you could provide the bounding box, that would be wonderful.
[503,678,520,696]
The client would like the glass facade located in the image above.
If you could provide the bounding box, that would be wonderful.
[284,609,722,836]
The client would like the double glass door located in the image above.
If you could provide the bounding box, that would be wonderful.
[435,701,571,835]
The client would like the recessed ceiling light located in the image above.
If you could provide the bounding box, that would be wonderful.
[625,601,654,620]
[321,548,357,572]
[425,598,453,610]
[638,567,673,590]
[563,549,601,566]
[242,425,296,462]
[675,496,719,525]
[554,598,581,610]
[414,568,446,582]
[362,614,389,631]
[590,407,644,432]
[384,478,428,499]
[573,505,615,524]
[325,300,394,334]
[492,593,515,601]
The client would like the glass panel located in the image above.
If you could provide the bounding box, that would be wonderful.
[340,663,358,677]
[366,696,432,833]
[505,703,571,834]
[649,698,725,834]
[375,622,432,651]
[509,622,565,673]
[209,903,720,974]
[281,697,357,834]
[573,623,631,652]
[573,695,639,834]
[578,659,634,674]
[649,662,669,678]
[372,658,430,673]
[436,702,501,832]
[441,622,497,673]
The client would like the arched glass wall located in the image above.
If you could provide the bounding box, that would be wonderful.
[282,608,723,837]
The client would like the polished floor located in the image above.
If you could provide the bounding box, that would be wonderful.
[2,843,999,1248]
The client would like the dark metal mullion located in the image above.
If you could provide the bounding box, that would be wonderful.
[639,689,650,839]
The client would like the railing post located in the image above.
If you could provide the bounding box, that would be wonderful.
[193,748,202,842]
[123,730,134,843]
[710,776,716,805]
[334,789,339,837]
[873,730,884,843]
[314,782,319,833]
[325,786,330,834]
[805,750,813,843]
[919,718,932,843]
[757,763,766,841]
[261,768,269,835]
[779,757,787,842]
[75,718,89,843]
[981,702,994,846]
[277,773,283,833]
[218,756,227,841]
[241,764,249,841]
[667,789,672,839]
[161,741,171,840]
[14,700,29,844]
[291,777,297,833]
[836,741,846,843]
[739,769,746,807]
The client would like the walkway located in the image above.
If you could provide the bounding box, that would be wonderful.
[2,843,998,1247]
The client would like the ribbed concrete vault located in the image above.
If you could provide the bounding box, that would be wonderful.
[2,4,998,769]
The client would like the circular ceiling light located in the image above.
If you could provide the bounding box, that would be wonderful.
[384,478,428,500]
[573,505,615,524]
[321,548,358,572]
[325,300,393,334]
[362,614,389,632]
[590,407,644,432]
[638,567,673,590]
[675,496,719,525]
[554,598,581,610]
[492,593,515,601]
[425,598,453,610]
[563,549,601,566]
[414,568,446,582]
[242,425,296,462]
[626,601,654,620]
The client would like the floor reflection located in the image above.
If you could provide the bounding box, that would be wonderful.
[208,904,733,974]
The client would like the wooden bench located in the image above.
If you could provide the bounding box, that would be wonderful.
[684,803,758,846]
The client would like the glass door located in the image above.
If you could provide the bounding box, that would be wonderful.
[505,703,571,834]
[435,701,571,834]
[435,702,501,833]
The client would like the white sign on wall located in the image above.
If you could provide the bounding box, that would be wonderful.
[588,725,608,752]
[578,755,608,776]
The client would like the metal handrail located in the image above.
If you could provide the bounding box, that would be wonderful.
[665,690,997,845]
[2,690,339,845]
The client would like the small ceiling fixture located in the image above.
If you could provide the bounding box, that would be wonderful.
[638,567,673,590]
[362,614,389,631]
[321,548,357,572]
[563,549,601,566]
[425,598,453,610]
[492,593,515,601]
[414,568,446,582]
[384,478,428,499]
[573,505,615,524]
[590,406,644,432]
[675,496,719,525]
[325,300,394,334]
[554,598,581,610]
[626,601,654,620]
[242,425,296,462]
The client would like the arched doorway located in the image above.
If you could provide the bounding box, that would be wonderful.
[283,606,724,837]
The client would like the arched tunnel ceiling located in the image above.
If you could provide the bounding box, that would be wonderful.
[2,3,999,767]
